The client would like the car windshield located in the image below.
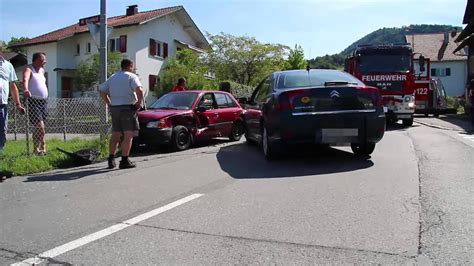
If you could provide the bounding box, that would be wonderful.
[277,70,363,89]
[149,92,198,110]
[358,55,411,73]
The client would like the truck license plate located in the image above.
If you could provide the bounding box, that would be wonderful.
[398,114,411,119]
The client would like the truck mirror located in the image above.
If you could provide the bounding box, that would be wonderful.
[419,55,426,72]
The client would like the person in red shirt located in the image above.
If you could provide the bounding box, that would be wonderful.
[172,77,186,92]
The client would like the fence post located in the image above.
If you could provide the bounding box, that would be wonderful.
[63,99,67,141]
[13,103,17,141]
[25,98,30,156]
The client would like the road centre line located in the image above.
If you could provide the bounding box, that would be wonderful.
[12,193,204,266]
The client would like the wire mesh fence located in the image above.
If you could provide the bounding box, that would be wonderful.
[6,97,110,156]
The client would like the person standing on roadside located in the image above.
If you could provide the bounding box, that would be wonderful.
[100,59,144,169]
[23,52,48,155]
[172,77,186,92]
[0,52,25,157]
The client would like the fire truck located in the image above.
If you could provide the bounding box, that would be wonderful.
[345,44,424,126]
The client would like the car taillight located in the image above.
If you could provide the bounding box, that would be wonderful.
[357,86,383,107]
[275,89,305,111]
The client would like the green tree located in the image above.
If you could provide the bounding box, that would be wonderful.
[206,33,289,86]
[157,49,217,97]
[7,37,30,53]
[285,44,307,70]
[74,52,123,94]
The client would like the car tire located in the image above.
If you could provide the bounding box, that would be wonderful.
[403,118,413,127]
[229,121,244,141]
[262,126,279,160]
[171,126,191,151]
[351,142,376,156]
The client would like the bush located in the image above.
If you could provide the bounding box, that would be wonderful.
[220,80,254,98]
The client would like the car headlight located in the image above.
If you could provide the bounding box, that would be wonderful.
[147,121,159,128]
[408,102,415,108]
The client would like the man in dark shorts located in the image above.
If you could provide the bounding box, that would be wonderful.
[100,59,144,169]
[23,52,49,155]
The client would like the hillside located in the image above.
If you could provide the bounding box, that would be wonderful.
[308,24,462,69]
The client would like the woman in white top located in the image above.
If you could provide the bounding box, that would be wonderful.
[23,52,48,155]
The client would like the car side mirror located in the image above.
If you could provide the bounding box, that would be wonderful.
[196,106,207,113]
[238,97,248,105]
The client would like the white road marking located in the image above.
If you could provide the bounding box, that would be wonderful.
[457,133,474,144]
[12,193,204,266]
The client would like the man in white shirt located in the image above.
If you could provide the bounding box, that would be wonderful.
[100,59,144,169]
[0,53,25,159]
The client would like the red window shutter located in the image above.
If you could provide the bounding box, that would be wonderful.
[149,39,156,56]
[149,75,156,91]
[163,42,168,58]
[120,35,127,53]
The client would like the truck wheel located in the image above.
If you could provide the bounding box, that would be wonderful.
[171,126,191,151]
[351,142,376,156]
[403,118,413,127]
[433,112,439,118]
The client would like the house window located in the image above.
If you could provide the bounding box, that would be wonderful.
[86,42,91,54]
[109,35,127,53]
[149,75,159,91]
[149,38,168,58]
[76,44,80,55]
[431,68,452,77]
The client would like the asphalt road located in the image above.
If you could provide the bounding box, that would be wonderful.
[0,117,472,264]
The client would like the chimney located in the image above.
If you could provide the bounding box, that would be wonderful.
[126,5,138,16]
[443,32,449,45]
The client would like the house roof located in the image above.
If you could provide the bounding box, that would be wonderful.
[405,32,467,62]
[10,6,208,49]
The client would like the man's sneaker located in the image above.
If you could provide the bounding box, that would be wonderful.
[107,156,116,169]
[119,158,136,169]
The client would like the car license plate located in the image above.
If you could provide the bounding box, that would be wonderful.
[397,114,411,119]
[317,128,358,143]
[383,106,388,113]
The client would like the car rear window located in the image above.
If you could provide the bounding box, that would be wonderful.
[277,70,363,89]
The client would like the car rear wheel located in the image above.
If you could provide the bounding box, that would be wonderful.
[403,118,413,127]
[229,121,244,141]
[171,126,191,151]
[262,126,279,160]
[351,142,376,156]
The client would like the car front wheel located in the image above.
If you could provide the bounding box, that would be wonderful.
[171,126,191,151]
[351,142,376,156]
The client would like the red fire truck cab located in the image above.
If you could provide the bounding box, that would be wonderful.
[345,44,421,126]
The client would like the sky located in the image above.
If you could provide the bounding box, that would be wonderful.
[0,0,467,58]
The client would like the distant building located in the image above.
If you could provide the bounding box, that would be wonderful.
[9,5,209,104]
[405,32,468,96]
[2,52,27,79]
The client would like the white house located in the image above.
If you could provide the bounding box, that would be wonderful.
[406,32,468,96]
[10,5,209,104]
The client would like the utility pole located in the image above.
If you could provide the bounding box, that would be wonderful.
[100,0,107,83]
[100,0,108,125]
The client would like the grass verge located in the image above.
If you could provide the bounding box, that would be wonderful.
[0,137,109,176]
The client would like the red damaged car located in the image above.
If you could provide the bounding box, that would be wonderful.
[135,91,245,151]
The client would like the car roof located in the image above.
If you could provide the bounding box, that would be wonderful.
[170,90,231,94]
[272,69,342,76]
